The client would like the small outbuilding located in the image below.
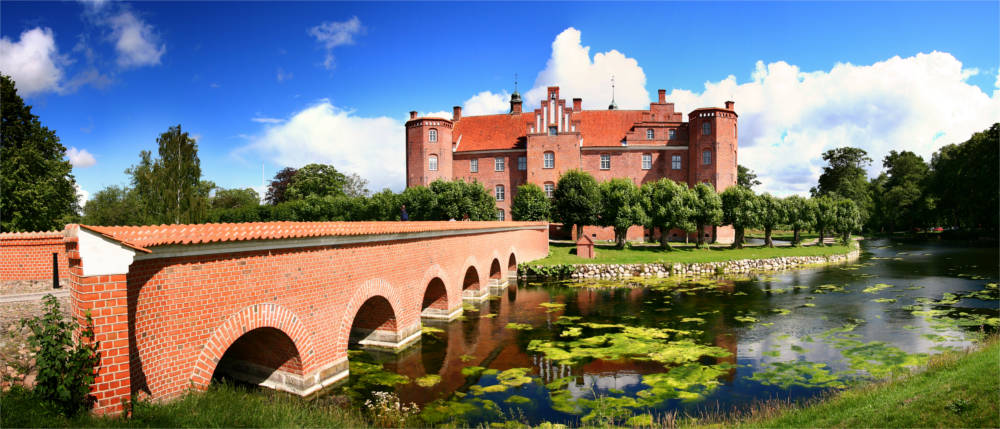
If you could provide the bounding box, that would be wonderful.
[576,234,595,259]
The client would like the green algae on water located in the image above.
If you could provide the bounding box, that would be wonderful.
[415,374,441,387]
[506,323,533,330]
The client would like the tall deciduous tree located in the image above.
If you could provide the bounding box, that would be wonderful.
[758,193,787,248]
[265,167,297,205]
[813,196,837,246]
[82,186,146,226]
[399,185,437,221]
[598,178,646,248]
[363,188,400,221]
[881,150,929,232]
[0,75,79,232]
[126,125,210,224]
[928,125,999,232]
[720,186,760,249]
[737,165,762,189]
[689,183,723,248]
[211,187,260,210]
[812,147,872,223]
[553,170,601,239]
[511,183,550,221]
[783,195,816,246]
[642,178,694,249]
[430,179,495,221]
[833,198,862,245]
[285,164,348,200]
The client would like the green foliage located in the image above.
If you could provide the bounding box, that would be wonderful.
[398,185,437,220]
[82,186,148,226]
[737,164,762,189]
[689,183,723,248]
[927,123,998,232]
[720,185,760,249]
[519,263,574,279]
[126,125,211,224]
[812,147,872,206]
[264,167,297,205]
[832,198,862,245]
[553,170,601,238]
[598,178,646,248]
[757,193,787,248]
[813,196,837,245]
[0,74,79,232]
[511,183,550,221]
[641,178,694,249]
[211,187,259,210]
[21,295,100,415]
[363,188,401,221]
[783,195,816,246]
[285,164,349,200]
[429,179,496,220]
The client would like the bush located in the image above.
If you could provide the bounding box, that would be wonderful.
[518,263,574,279]
[21,295,100,415]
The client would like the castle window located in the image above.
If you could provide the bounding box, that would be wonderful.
[429,129,438,142]
[495,157,505,172]
[497,209,505,221]
[518,156,527,171]
[646,129,654,140]
[600,154,611,170]
[543,152,554,169]
[470,158,478,173]
[621,139,627,147]
[702,122,711,135]
[548,126,557,136]
[642,154,652,170]
[669,129,676,140]
[495,185,505,201]
[429,155,438,171]
[702,150,712,165]
[544,182,554,198]
[672,155,681,170]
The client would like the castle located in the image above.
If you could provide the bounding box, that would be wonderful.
[406,85,737,243]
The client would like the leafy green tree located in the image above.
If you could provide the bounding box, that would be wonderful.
[783,195,816,246]
[720,186,760,249]
[21,295,100,415]
[399,185,437,220]
[865,173,889,233]
[597,178,646,248]
[343,172,370,198]
[553,170,601,239]
[737,165,761,189]
[881,150,929,232]
[813,196,837,246]
[511,183,550,221]
[211,187,260,210]
[364,188,400,221]
[689,183,723,248]
[811,147,872,224]
[641,179,694,249]
[0,74,79,232]
[127,125,210,224]
[265,167,297,205]
[430,179,496,220]
[82,186,147,226]
[832,198,862,245]
[927,125,999,232]
[285,164,348,200]
[758,193,787,247]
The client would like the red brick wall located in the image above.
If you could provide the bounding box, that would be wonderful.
[0,232,69,281]
[77,226,547,408]
[406,118,454,187]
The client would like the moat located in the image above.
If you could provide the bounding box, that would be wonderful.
[317,239,998,425]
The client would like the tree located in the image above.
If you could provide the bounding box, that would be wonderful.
[126,125,210,224]
[265,167,297,205]
[812,147,872,223]
[689,183,723,248]
[598,178,646,248]
[363,188,400,221]
[553,170,601,239]
[832,198,862,245]
[737,165,761,189]
[928,124,999,233]
[641,179,694,249]
[82,186,147,226]
[813,196,837,246]
[0,75,79,232]
[430,179,495,220]
[211,187,260,210]
[720,186,760,249]
[881,150,929,232]
[343,172,370,198]
[399,185,437,221]
[285,164,348,201]
[783,195,816,246]
[758,193,787,247]
[511,183,550,221]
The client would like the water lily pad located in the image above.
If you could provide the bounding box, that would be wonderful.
[506,323,533,331]
[416,374,441,387]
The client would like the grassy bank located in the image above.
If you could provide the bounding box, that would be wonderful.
[745,229,820,242]
[528,242,854,266]
[701,337,999,428]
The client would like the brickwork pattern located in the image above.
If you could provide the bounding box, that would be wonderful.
[0,232,68,281]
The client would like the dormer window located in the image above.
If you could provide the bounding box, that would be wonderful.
[646,129,654,140]
[429,129,438,142]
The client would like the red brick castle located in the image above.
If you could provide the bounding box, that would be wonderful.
[406,85,738,243]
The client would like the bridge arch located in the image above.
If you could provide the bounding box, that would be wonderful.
[336,279,418,352]
[462,266,480,291]
[190,303,315,392]
[489,258,502,280]
[507,246,518,273]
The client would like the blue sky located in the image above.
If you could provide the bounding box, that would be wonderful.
[2,1,998,202]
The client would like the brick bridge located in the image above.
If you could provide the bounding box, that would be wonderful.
[62,221,548,414]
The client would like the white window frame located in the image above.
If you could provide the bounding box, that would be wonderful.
[646,129,654,140]
[495,185,505,201]
[428,155,438,171]
[470,158,478,173]
[672,155,681,170]
[429,129,438,142]
[495,157,505,172]
[702,150,712,165]
[497,209,505,221]
[543,152,554,169]
[600,154,611,170]
[517,156,527,171]
[642,153,652,170]
[544,183,554,198]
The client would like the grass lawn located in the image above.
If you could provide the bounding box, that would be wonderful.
[528,242,854,266]
[745,229,820,242]
[723,337,999,428]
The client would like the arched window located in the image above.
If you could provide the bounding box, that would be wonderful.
[646,129,654,140]
[543,152,555,169]
[429,155,438,171]
[428,129,438,142]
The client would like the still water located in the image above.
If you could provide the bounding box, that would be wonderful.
[338,239,998,425]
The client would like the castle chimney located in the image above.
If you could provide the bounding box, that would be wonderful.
[658,89,666,103]
[725,101,735,110]
[573,98,582,111]
[453,106,462,121]
[409,111,417,120]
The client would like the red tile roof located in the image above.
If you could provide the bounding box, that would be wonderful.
[74,221,546,252]
[452,113,532,152]
[0,231,63,239]
[576,110,646,147]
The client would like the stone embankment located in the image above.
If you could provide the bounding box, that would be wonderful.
[568,248,860,279]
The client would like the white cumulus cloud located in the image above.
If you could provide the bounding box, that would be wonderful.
[308,16,364,70]
[74,183,90,210]
[67,147,97,168]
[0,27,66,96]
[664,52,1000,196]
[251,116,284,124]
[109,11,165,68]
[462,90,511,116]
[241,100,405,191]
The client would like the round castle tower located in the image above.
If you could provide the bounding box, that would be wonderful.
[405,109,456,187]
[688,101,738,191]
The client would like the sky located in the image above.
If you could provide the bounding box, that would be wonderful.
[2,1,998,205]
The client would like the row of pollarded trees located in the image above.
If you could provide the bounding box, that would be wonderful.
[510,169,863,249]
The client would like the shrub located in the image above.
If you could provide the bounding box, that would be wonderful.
[21,295,100,415]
